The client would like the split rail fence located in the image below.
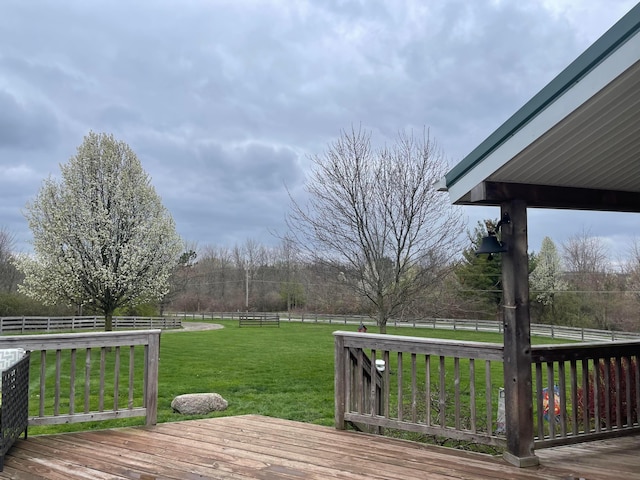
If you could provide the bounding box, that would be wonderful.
[0,316,181,334]
[173,312,639,342]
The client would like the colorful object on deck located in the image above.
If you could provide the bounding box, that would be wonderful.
[542,386,561,422]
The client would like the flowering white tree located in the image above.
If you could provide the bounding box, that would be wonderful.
[530,236,567,315]
[17,132,183,330]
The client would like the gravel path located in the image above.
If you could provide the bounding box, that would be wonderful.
[166,322,224,332]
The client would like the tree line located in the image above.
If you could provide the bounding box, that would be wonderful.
[2,222,640,333]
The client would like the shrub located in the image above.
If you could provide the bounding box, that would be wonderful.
[578,357,638,427]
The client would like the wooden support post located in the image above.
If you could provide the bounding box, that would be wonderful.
[334,334,347,430]
[501,200,538,467]
[144,331,160,426]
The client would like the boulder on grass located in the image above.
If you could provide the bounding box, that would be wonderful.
[171,393,228,415]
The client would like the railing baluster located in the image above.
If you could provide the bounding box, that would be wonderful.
[557,361,567,437]
[469,358,476,433]
[397,352,404,421]
[570,360,578,436]
[593,357,601,433]
[624,356,632,427]
[54,350,61,417]
[113,346,120,411]
[370,350,378,417]
[454,357,460,430]
[485,360,492,435]
[582,359,590,433]
[635,354,640,426]
[425,354,431,426]
[129,346,136,410]
[615,356,623,429]
[99,347,106,412]
[546,362,555,439]
[85,348,91,414]
[439,356,445,428]
[382,350,390,418]
[535,362,543,438]
[69,349,77,415]
[356,348,364,414]
[39,350,46,418]
[411,354,417,423]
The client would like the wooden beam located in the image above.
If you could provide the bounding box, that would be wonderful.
[467,182,640,212]
[500,200,539,467]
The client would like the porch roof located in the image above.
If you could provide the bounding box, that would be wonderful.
[439,3,640,213]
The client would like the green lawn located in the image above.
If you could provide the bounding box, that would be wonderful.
[28,319,569,435]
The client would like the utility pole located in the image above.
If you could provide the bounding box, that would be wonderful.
[245,268,249,311]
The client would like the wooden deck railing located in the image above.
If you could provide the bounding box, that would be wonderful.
[334,331,506,448]
[0,330,160,427]
[531,340,640,448]
[335,332,640,454]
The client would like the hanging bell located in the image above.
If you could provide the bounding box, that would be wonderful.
[475,232,508,257]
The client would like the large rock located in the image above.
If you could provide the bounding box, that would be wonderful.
[171,393,228,415]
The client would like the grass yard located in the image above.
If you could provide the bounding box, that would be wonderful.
[27,319,569,435]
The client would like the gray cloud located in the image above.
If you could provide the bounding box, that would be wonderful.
[0,0,637,256]
[0,89,59,150]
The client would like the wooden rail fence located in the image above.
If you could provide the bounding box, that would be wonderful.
[173,312,639,342]
[0,316,181,334]
[0,330,160,427]
[238,314,280,327]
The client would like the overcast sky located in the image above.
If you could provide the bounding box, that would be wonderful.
[1,0,638,259]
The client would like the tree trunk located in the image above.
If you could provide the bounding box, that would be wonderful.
[105,311,113,331]
[378,310,387,334]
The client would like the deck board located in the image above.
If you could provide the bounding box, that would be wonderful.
[1,415,638,479]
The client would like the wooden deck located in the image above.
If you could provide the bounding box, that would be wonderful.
[2,415,639,479]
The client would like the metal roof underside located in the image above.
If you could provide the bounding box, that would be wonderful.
[442,3,640,213]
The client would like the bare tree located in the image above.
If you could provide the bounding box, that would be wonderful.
[287,127,463,333]
[626,238,640,299]
[562,228,611,329]
[562,228,609,276]
[617,237,640,331]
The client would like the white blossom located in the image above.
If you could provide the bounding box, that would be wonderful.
[16,132,183,327]
[530,236,567,306]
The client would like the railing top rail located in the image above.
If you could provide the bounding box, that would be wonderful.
[531,338,640,362]
[334,331,504,360]
[0,329,162,350]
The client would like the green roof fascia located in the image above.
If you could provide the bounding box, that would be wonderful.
[444,3,640,190]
